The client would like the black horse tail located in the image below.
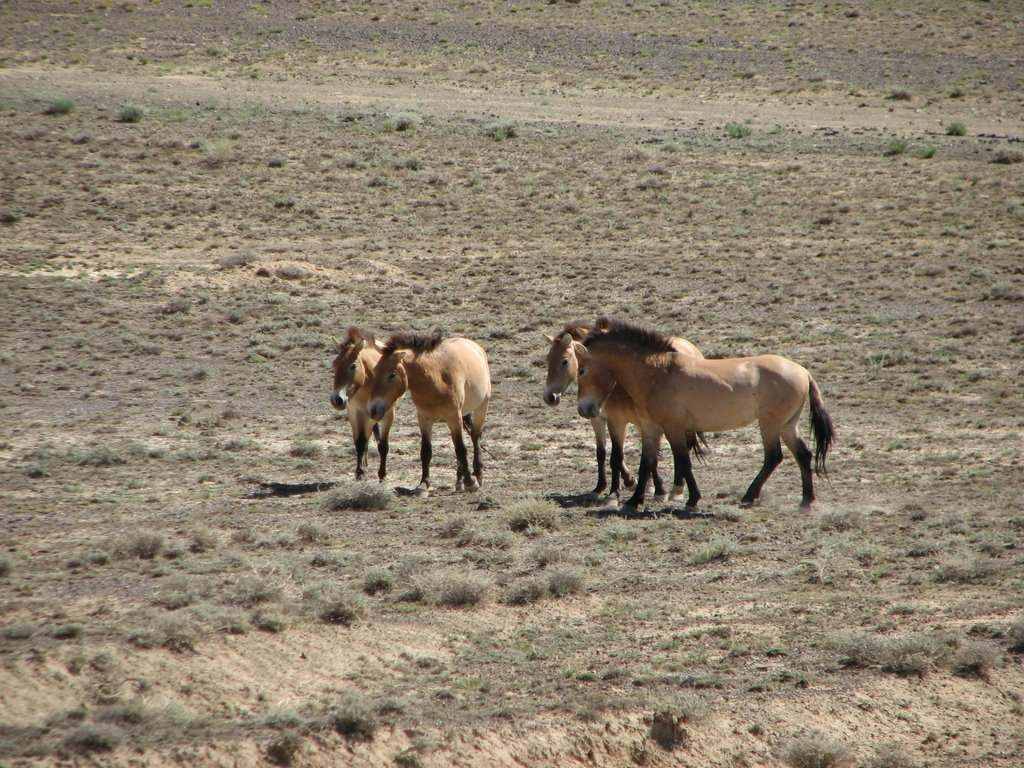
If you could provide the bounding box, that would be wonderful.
[687,431,710,465]
[808,376,835,477]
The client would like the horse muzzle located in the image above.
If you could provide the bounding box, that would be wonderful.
[330,392,348,411]
[543,390,561,407]
[368,401,386,421]
[578,401,599,419]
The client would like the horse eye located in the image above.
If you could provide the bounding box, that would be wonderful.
[388,372,396,381]
[349,363,357,371]
[579,367,588,376]
[561,359,569,368]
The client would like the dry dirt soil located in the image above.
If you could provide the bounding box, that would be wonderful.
[2,1,1024,767]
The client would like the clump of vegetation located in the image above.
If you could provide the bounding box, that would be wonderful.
[317,590,366,625]
[946,122,967,136]
[0,208,23,225]
[363,567,394,595]
[725,122,751,139]
[52,623,83,640]
[251,610,287,633]
[328,692,376,740]
[70,445,126,467]
[0,556,10,578]
[289,439,320,458]
[189,528,217,553]
[44,97,74,115]
[296,522,329,544]
[933,558,999,584]
[528,541,563,568]
[886,90,912,101]
[119,532,164,560]
[649,694,707,751]
[384,112,420,132]
[689,538,735,565]
[504,499,559,533]
[505,577,547,605]
[883,139,908,157]
[415,571,489,608]
[951,641,998,679]
[834,632,949,676]
[817,508,862,532]
[1008,616,1024,653]
[267,732,302,765]
[63,724,123,753]
[230,577,282,608]
[781,732,851,768]
[991,151,1022,165]
[547,569,584,597]
[325,487,393,512]
[914,146,936,159]
[484,120,517,141]
[117,104,144,123]
[865,744,916,768]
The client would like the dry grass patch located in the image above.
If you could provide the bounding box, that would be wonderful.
[325,486,393,512]
[316,590,366,626]
[504,499,559,533]
[781,732,852,768]
[327,692,376,740]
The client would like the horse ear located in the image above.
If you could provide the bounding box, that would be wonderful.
[542,333,555,344]
[373,338,386,351]
[572,341,590,360]
[558,332,573,348]
[346,326,361,342]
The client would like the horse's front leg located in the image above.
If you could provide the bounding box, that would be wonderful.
[590,416,608,496]
[414,415,434,497]
[621,426,663,516]
[351,413,369,481]
[606,413,629,501]
[375,409,394,482]
[668,433,701,508]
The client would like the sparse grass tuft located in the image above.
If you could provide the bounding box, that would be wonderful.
[70,445,126,467]
[865,744,916,768]
[1008,617,1024,653]
[52,623,83,639]
[547,569,584,597]
[946,121,967,136]
[289,439,321,458]
[328,692,376,740]
[325,486,393,512]
[64,724,123,753]
[251,610,287,633]
[230,577,281,608]
[189,528,217,553]
[384,112,420,132]
[834,632,948,676]
[120,532,164,560]
[363,567,394,595]
[421,571,489,608]
[951,641,998,679]
[117,104,144,123]
[296,522,329,544]
[504,499,559,533]
[781,732,851,768]
[44,97,74,115]
[267,732,302,765]
[883,139,907,157]
[933,558,999,584]
[484,120,517,141]
[725,122,751,139]
[689,538,735,566]
[0,556,10,578]
[505,577,547,605]
[887,89,912,101]
[528,541,563,568]
[817,508,862,532]
[318,590,367,625]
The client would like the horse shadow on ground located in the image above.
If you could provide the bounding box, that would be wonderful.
[545,492,715,520]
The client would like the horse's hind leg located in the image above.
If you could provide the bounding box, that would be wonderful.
[740,426,783,507]
[468,399,488,487]
[668,435,701,507]
[415,416,434,496]
[781,419,814,509]
[447,412,476,491]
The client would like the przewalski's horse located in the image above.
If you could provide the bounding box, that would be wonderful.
[543,321,705,500]
[367,332,491,496]
[329,327,395,481]
[575,318,834,512]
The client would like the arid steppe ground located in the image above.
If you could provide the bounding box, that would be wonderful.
[1,1,1024,766]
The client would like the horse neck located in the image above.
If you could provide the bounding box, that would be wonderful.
[591,344,663,395]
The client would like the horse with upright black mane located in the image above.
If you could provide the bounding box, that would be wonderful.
[574,318,834,512]
[543,320,705,501]
[367,331,491,496]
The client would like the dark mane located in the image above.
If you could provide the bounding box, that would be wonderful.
[381,330,444,356]
[559,320,592,341]
[583,317,675,354]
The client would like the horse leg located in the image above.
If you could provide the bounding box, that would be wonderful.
[590,416,608,496]
[621,427,662,516]
[740,427,783,507]
[468,399,488,487]
[781,419,815,509]
[651,438,667,500]
[415,416,433,496]
[376,409,394,482]
[351,415,368,481]
[669,434,701,508]
[447,412,476,491]
[607,414,629,500]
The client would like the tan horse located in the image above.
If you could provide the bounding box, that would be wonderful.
[329,327,396,481]
[543,321,705,499]
[367,332,491,495]
[575,319,834,512]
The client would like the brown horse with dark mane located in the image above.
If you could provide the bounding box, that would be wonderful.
[367,331,491,496]
[543,320,705,501]
[575,318,834,512]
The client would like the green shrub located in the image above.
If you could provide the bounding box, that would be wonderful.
[504,499,559,532]
[325,487,393,512]
[781,732,850,768]
[117,104,144,123]
[328,693,375,740]
[945,122,967,136]
[725,122,751,139]
[45,97,74,115]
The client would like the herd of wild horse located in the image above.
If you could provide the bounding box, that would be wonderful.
[329,318,835,513]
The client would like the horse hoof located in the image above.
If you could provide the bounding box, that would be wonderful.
[738,499,755,509]
[464,477,480,492]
